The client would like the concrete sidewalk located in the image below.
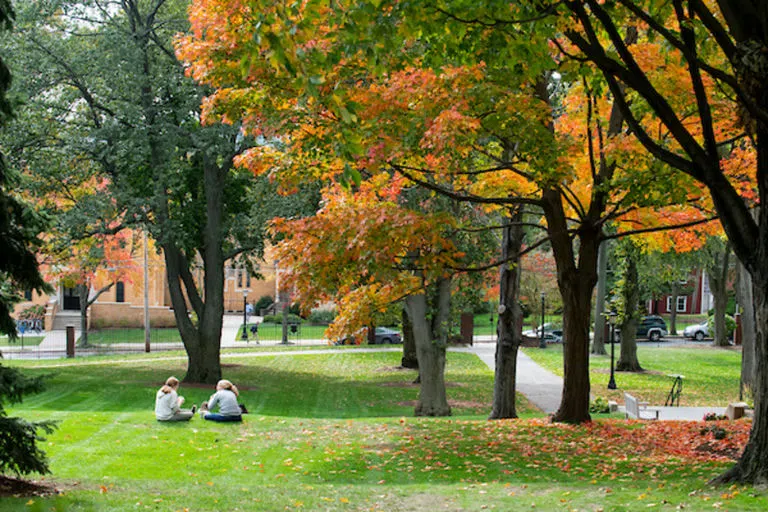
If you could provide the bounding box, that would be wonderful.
[458,343,563,414]
[462,342,727,421]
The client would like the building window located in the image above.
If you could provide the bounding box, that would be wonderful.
[236,269,251,289]
[116,282,125,303]
[24,289,33,301]
[666,296,688,313]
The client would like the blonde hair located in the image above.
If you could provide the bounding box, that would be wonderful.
[216,379,239,396]
[160,376,180,394]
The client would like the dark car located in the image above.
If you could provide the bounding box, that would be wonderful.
[335,327,402,345]
[372,327,402,344]
[636,315,668,341]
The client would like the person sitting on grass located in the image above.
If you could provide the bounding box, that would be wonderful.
[155,376,196,422]
[200,379,242,422]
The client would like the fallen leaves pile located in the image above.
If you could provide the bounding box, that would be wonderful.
[356,418,751,484]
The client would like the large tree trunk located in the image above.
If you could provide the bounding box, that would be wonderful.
[709,246,731,347]
[591,240,608,355]
[544,189,600,424]
[736,261,756,392]
[714,273,768,484]
[183,329,223,382]
[617,245,643,372]
[711,121,768,484]
[163,243,222,384]
[490,209,524,419]
[405,277,451,417]
[669,282,679,335]
[400,308,418,369]
[159,157,228,384]
[712,289,730,347]
[553,275,596,423]
[617,318,642,371]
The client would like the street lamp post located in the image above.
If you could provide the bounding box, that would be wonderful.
[607,310,617,390]
[241,289,249,341]
[539,292,546,349]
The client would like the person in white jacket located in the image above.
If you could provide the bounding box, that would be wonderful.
[200,379,242,422]
[155,376,195,421]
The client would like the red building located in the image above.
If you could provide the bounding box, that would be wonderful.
[646,270,713,315]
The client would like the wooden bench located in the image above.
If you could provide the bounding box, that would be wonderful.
[624,392,660,420]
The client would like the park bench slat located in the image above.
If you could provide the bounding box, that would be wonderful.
[625,392,660,420]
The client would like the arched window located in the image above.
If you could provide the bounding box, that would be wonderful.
[116,281,125,303]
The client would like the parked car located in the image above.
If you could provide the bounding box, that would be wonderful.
[523,323,563,343]
[372,327,402,344]
[637,315,668,341]
[335,327,402,345]
[683,322,710,341]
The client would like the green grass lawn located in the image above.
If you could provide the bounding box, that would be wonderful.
[237,322,329,342]
[86,328,182,345]
[3,349,765,511]
[473,313,565,337]
[0,335,45,347]
[523,344,743,406]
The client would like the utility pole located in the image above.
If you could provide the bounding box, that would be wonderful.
[143,231,150,353]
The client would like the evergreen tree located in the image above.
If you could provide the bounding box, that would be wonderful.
[0,0,56,479]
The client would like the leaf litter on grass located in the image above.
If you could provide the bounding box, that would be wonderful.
[355,417,751,486]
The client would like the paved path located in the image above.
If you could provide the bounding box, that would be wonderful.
[457,343,563,414]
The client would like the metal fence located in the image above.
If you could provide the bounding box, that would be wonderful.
[1,318,498,361]
[0,322,330,361]
[1,328,177,360]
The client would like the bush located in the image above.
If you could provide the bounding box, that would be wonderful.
[706,314,736,336]
[263,313,303,324]
[703,412,728,421]
[254,295,274,314]
[17,304,44,320]
[308,309,336,325]
[589,397,610,414]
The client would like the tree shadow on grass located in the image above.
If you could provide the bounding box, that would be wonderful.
[16,355,494,418]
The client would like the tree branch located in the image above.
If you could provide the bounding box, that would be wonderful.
[674,0,719,160]
[603,214,719,241]
[448,233,562,273]
[86,282,115,308]
[176,249,204,316]
[391,163,544,207]
[566,1,709,175]
[434,3,563,27]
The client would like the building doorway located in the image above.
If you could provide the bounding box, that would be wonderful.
[62,287,81,311]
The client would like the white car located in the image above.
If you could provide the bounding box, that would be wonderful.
[683,322,710,341]
[522,323,563,343]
